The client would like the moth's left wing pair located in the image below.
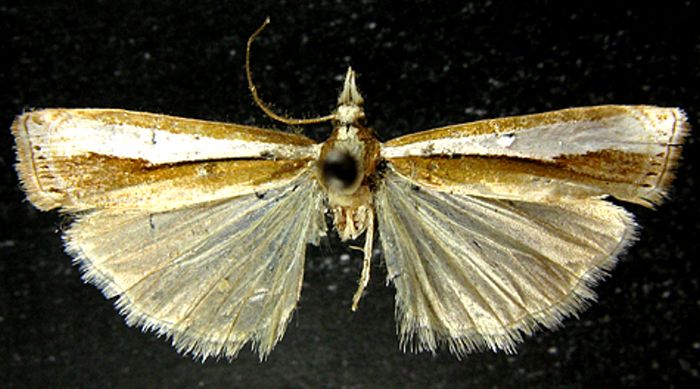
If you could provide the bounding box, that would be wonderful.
[13,109,326,359]
[377,105,688,356]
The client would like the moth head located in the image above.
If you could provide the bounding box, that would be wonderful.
[334,67,365,125]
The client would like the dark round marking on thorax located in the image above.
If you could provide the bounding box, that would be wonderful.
[322,149,359,189]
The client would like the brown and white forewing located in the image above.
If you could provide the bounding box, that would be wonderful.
[65,173,326,360]
[382,105,688,207]
[12,108,319,211]
[375,171,637,356]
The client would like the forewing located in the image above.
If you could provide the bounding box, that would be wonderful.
[64,173,326,360]
[12,108,319,211]
[375,171,637,356]
[382,105,688,207]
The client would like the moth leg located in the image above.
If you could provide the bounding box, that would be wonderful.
[351,209,374,311]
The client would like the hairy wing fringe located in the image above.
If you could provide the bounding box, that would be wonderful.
[376,172,638,357]
[64,173,325,360]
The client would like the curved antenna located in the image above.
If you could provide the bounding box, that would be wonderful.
[246,18,334,125]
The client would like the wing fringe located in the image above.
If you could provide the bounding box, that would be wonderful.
[64,174,325,360]
[378,172,639,358]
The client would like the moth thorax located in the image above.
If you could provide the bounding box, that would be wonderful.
[321,148,362,194]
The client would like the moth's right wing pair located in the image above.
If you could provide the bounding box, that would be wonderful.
[13,109,326,360]
[376,105,688,357]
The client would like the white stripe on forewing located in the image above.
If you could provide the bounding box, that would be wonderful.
[381,114,674,160]
[36,117,319,164]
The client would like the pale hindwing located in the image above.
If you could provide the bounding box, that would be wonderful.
[64,173,326,360]
[375,171,637,356]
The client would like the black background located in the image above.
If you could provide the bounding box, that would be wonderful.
[1,1,698,388]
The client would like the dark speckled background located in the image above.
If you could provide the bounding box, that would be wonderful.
[1,1,698,388]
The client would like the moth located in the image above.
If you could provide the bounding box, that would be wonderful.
[12,19,689,361]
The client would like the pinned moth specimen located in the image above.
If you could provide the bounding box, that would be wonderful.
[11,19,689,360]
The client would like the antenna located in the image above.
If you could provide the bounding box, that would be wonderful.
[246,18,334,125]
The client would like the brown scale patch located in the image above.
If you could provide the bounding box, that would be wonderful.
[388,151,664,207]
[39,154,310,206]
[553,149,660,185]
